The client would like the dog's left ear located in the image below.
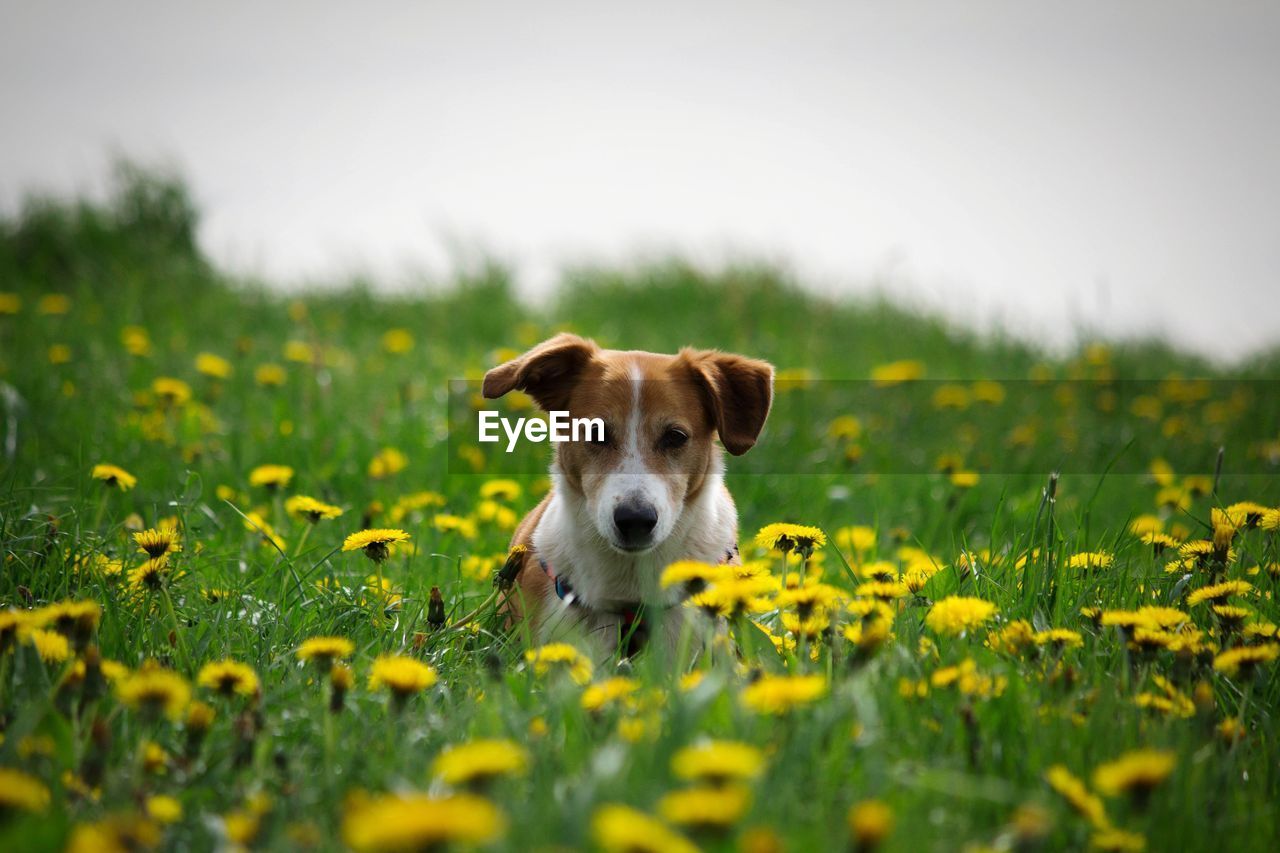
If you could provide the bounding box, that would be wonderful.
[680,348,774,455]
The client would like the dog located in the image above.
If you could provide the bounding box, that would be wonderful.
[482,333,774,658]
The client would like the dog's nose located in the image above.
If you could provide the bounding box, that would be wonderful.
[613,501,658,548]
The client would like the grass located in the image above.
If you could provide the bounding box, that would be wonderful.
[1,169,1278,851]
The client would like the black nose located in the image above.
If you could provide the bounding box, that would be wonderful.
[613,501,658,548]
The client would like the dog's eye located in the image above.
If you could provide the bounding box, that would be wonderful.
[658,427,688,451]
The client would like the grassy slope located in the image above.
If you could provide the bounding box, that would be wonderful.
[1,172,1278,851]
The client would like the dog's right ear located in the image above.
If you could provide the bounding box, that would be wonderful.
[482,333,598,412]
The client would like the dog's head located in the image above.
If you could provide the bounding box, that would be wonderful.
[483,333,773,554]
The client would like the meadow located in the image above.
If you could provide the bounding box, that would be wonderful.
[2,170,1279,851]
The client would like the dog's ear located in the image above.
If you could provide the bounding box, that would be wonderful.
[680,348,774,455]
[482,333,598,412]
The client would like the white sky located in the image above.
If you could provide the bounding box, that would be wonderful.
[2,1,1278,359]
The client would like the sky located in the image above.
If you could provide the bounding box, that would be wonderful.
[2,1,1278,359]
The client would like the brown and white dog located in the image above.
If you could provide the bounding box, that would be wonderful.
[482,333,774,657]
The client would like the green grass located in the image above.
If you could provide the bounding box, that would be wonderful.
[1,170,1278,851]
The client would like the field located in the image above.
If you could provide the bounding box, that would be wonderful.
[2,171,1279,852]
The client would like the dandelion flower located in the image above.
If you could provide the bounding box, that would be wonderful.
[92,464,137,491]
[368,654,438,697]
[581,677,640,713]
[26,629,71,664]
[1044,765,1108,829]
[479,479,522,501]
[525,643,593,684]
[1213,643,1279,676]
[848,799,894,850]
[671,740,765,785]
[117,667,191,719]
[591,804,698,853]
[755,523,826,554]
[248,464,294,489]
[151,377,192,407]
[741,673,826,714]
[254,363,287,386]
[133,528,181,559]
[285,495,344,522]
[1187,580,1252,607]
[127,558,171,591]
[1067,552,1114,571]
[925,596,998,636]
[1033,629,1084,649]
[367,447,408,479]
[342,792,506,852]
[197,660,260,697]
[145,794,183,824]
[296,636,355,664]
[431,740,529,787]
[195,352,233,379]
[660,560,727,595]
[0,767,51,813]
[870,360,924,386]
[342,528,411,563]
[658,784,752,830]
[1092,750,1175,801]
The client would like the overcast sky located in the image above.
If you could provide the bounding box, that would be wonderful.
[2,1,1278,359]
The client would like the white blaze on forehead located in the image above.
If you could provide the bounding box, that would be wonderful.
[589,357,680,549]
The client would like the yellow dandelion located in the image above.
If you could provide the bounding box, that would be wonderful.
[741,673,827,715]
[343,792,506,852]
[368,654,438,697]
[248,464,294,489]
[925,595,998,636]
[848,799,894,850]
[1067,552,1114,571]
[658,784,752,829]
[367,447,409,479]
[591,804,698,853]
[116,667,191,719]
[196,660,260,698]
[381,328,414,354]
[431,739,529,787]
[296,636,355,663]
[1033,629,1084,649]
[660,560,727,594]
[151,376,192,406]
[1092,749,1175,801]
[133,528,181,559]
[870,359,925,386]
[195,352,233,379]
[254,363,287,386]
[1045,765,1109,829]
[671,740,765,785]
[0,767,51,813]
[754,523,826,554]
[145,794,183,824]
[1213,643,1279,676]
[285,495,344,522]
[1187,580,1252,607]
[342,528,411,562]
[581,677,641,713]
[26,629,71,664]
[91,463,137,491]
[479,479,522,501]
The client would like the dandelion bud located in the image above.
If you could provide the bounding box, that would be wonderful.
[495,545,527,591]
[428,587,446,630]
[848,799,893,852]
